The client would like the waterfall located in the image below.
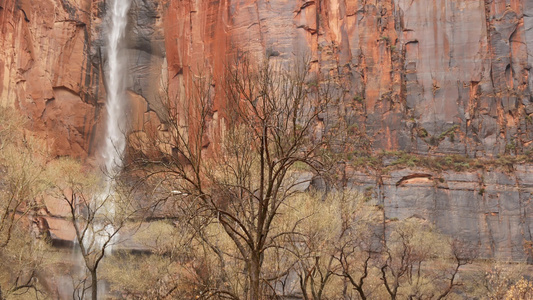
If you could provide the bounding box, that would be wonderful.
[72,0,132,297]
[103,0,131,174]
[91,0,133,251]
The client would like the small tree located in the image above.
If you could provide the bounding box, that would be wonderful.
[48,158,135,300]
[463,262,533,300]
[0,108,42,249]
[274,190,382,300]
[102,219,205,299]
[331,193,382,300]
[0,107,54,299]
[378,218,475,299]
[286,193,342,300]
[505,278,533,300]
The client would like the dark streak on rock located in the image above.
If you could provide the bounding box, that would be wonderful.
[20,8,29,22]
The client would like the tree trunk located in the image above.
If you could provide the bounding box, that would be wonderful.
[250,252,261,300]
[91,270,98,300]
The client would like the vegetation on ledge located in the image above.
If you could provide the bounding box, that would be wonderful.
[349,150,533,173]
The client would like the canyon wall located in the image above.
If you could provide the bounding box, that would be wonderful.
[162,0,533,158]
[0,0,106,157]
[3,0,532,158]
[1,0,533,259]
[345,163,533,261]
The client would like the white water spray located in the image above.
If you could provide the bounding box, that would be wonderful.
[103,0,131,174]
[91,0,132,249]
[84,0,132,296]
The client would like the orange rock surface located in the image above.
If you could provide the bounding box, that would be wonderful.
[1,0,532,158]
[0,0,105,158]
[160,0,533,157]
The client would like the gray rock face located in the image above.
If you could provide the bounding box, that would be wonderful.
[150,0,524,157]
[3,1,533,158]
[92,0,166,128]
[125,0,166,105]
[345,166,533,261]
[86,0,533,262]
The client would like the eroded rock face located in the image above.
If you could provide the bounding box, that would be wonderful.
[156,0,533,261]
[159,0,533,158]
[346,166,533,261]
[0,0,107,157]
[2,0,533,260]
[5,0,532,158]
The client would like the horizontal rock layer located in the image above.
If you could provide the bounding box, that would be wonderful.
[347,164,533,261]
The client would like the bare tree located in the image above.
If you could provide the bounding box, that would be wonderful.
[127,56,332,299]
[269,189,383,300]
[124,54,480,300]
[332,194,382,300]
[48,158,136,300]
[378,218,475,300]
[101,218,207,299]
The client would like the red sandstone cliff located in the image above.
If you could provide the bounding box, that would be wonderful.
[161,0,533,158]
[1,0,532,158]
[2,0,533,260]
[0,0,108,157]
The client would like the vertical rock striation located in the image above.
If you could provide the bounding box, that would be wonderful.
[154,0,533,260]
[158,0,533,158]
[1,0,533,260]
[0,0,107,157]
[2,0,532,159]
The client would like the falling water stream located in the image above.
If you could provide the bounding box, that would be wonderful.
[94,0,132,263]
[70,0,132,298]
[86,0,132,255]
[97,0,132,230]
[103,0,131,175]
